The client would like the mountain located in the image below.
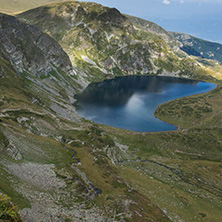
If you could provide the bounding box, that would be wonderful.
[172,32,222,63]
[0,1,222,222]
[17,1,211,82]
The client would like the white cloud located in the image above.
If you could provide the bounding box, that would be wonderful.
[163,0,171,5]
[180,0,184,3]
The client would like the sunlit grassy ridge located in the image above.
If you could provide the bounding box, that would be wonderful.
[0,0,65,14]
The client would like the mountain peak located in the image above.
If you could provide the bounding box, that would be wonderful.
[97,7,127,23]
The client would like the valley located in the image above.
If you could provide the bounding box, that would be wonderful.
[0,1,222,222]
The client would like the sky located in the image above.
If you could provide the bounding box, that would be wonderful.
[81,0,222,43]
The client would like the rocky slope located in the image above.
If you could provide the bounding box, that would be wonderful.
[17,1,207,82]
[0,13,74,77]
[0,12,172,222]
[0,12,86,121]
[172,32,222,62]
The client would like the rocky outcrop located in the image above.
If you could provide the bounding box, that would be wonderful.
[97,7,135,33]
[0,13,75,77]
[0,13,86,121]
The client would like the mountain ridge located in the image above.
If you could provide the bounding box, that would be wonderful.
[172,31,222,63]
[17,1,212,82]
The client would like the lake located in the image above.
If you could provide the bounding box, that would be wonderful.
[75,76,216,132]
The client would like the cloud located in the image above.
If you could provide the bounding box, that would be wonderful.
[180,0,184,3]
[163,0,171,5]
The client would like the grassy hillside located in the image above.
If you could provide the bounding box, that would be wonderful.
[0,0,64,14]
[126,15,181,51]
[1,51,222,221]
[0,48,171,222]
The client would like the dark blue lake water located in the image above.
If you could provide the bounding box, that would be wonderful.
[75,76,216,132]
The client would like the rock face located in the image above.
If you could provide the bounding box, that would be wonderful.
[97,7,134,33]
[0,13,74,77]
[18,1,201,81]
[0,13,85,121]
